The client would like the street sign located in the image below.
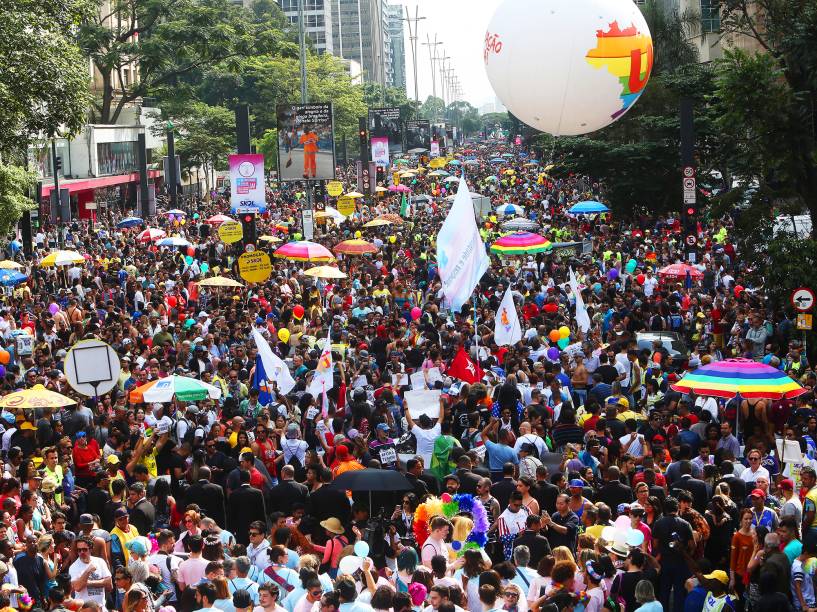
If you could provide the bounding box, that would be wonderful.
[686,235,697,246]
[683,166,695,178]
[327,181,343,197]
[683,178,695,190]
[302,208,314,240]
[791,287,815,312]
[797,313,813,330]
[218,221,243,244]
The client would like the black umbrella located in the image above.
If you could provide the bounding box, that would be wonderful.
[329,469,412,510]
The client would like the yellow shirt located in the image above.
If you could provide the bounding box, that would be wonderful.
[111,524,139,563]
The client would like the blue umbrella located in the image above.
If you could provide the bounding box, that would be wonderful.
[447,159,462,166]
[0,270,27,286]
[496,204,525,217]
[116,216,143,228]
[489,158,505,163]
[568,201,610,214]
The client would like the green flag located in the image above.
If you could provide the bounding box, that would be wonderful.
[400,193,409,217]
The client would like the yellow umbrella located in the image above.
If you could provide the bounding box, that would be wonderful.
[544,164,555,171]
[363,219,392,228]
[0,261,22,269]
[304,265,348,279]
[375,186,389,193]
[40,250,85,267]
[0,384,76,409]
[345,192,365,198]
[197,276,245,288]
[314,211,335,219]
[258,235,282,243]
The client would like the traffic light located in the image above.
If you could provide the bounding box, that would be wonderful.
[358,117,369,163]
[240,212,257,248]
[54,157,62,172]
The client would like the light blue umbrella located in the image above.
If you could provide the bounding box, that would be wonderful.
[116,216,143,228]
[568,201,610,214]
[0,270,27,286]
[447,159,462,166]
[489,158,505,164]
[157,237,191,247]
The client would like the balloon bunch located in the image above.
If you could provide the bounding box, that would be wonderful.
[546,326,571,360]
[412,494,489,554]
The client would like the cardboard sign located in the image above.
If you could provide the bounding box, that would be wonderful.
[238,251,272,283]
[404,389,441,420]
[337,196,356,217]
[409,367,443,390]
[327,181,344,197]
[218,221,243,244]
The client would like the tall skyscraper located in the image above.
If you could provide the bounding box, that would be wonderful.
[385,3,406,89]
[276,0,334,54]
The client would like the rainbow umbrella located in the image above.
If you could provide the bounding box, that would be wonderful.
[273,241,334,262]
[670,358,806,400]
[137,228,166,242]
[334,239,378,256]
[490,232,552,255]
[130,375,222,403]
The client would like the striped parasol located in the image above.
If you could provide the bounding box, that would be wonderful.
[137,228,166,242]
[205,214,234,225]
[273,241,334,262]
[129,375,222,403]
[658,263,703,280]
[490,232,552,256]
[670,358,807,400]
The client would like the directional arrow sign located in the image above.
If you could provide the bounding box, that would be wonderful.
[791,287,815,312]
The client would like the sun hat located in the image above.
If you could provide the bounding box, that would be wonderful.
[320,517,345,535]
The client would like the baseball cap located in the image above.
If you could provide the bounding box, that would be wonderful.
[75,431,86,438]
[114,507,129,519]
[79,514,94,525]
[688,357,701,368]
[779,478,795,491]
[569,479,585,488]
[750,488,766,499]
[347,429,360,440]
[376,423,390,433]
[106,454,120,465]
[652,434,665,443]
[20,422,36,431]
[703,570,729,585]
[616,397,630,408]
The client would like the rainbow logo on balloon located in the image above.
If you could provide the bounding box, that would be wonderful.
[585,21,653,119]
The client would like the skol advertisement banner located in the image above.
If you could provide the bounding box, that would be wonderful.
[276,103,336,182]
[229,154,267,213]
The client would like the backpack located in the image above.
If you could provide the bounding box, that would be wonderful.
[669,314,684,331]
[172,416,195,447]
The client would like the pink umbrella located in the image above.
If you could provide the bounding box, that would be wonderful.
[137,228,166,242]
[388,184,411,193]
[658,263,703,280]
[273,241,334,262]
[205,214,234,225]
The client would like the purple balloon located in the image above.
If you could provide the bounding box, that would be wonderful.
[547,347,560,361]
[607,268,619,280]
[0,365,6,378]
[48,303,59,315]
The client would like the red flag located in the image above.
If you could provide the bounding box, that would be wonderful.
[448,347,483,384]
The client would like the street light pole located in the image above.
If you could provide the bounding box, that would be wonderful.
[438,55,449,108]
[297,0,313,226]
[422,34,441,103]
[403,6,425,117]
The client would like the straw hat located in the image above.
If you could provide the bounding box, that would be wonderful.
[320,517,345,535]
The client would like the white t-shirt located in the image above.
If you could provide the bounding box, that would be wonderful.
[69,555,112,608]
[412,423,441,467]
[643,276,658,297]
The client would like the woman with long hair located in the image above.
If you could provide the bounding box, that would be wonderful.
[643,496,663,530]
[517,476,541,516]
[150,477,175,531]
[174,510,202,553]
[729,508,755,596]
[453,549,488,612]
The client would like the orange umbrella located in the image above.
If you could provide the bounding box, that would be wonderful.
[333,239,378,256]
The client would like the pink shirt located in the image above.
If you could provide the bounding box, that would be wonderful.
[177,555,209,588]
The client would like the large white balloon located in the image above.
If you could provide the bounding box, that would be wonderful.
[485,0,653,136]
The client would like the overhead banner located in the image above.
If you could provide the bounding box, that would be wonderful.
[405,120,431,152]
[368,107,403,155]
[276,103,336,182]
[371,137,390,167]
[229,154,267,214]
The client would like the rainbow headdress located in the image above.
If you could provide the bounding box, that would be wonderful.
[413,493,489,554]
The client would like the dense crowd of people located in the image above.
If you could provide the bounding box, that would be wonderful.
[0,140,812,612]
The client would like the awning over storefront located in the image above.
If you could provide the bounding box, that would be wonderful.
[41,170,161,197]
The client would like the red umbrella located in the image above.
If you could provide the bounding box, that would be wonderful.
[205,214,234,225]
[658,263,703,280]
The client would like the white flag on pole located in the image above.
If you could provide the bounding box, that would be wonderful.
[308,328,334,398]
[494,286,522,346]
[569,267,591,333]
[436,177,489,312]
[252,328,296,396]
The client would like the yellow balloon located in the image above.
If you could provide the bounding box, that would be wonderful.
[180,219,186,225]
[558,326,570,339]
[355,230,362,239]
[278,328,290,343]
[389,236,396,244]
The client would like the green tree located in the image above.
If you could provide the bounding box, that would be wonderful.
[420,96,445,122]
[0,164,36,235]
[155,103,235,193]
[0,0,91,154]
[712,0,817,226]
[78,0,286,124]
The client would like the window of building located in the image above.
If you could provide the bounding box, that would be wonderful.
[305,13,324,28]
[97,141,138,176]
[700,0,720,33]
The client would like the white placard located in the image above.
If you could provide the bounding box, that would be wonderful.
[776,439,804,464]
[392,373,408,387]
[16,334,33,356]
[405,389,441,420]
[352,375,368,389]
[409,367,443,390]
